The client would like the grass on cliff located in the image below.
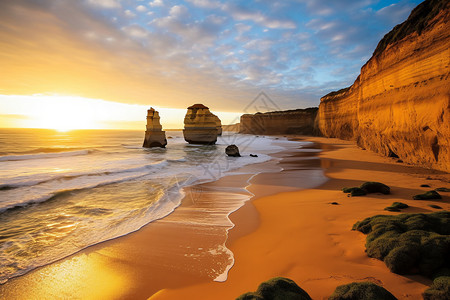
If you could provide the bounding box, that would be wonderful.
[373,0,448,56]
[353,211,450,278]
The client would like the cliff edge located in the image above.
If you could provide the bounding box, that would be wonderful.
[318,0,450,172]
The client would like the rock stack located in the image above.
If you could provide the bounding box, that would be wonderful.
[143,107,167,148]
[213,114,222,136]
[183,104,221,144]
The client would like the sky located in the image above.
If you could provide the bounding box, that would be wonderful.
[0,0,422,130]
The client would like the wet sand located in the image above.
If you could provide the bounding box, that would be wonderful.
[1,137,448,299]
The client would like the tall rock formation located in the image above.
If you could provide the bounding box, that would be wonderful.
[143,107,167,148]
[318,0,450,172]
[183,104,221,144]
[239,108,318,135]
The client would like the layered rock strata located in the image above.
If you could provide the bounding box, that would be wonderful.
[183,104,221,144]
[143,107,167,148]
[239,108,318,135]
[318,0,450,172]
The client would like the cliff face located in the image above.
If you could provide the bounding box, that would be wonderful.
[240,108,318,135]
[318,0,450,172]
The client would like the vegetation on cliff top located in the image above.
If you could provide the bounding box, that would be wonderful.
[373,0,448,56]
[323,0,448,99]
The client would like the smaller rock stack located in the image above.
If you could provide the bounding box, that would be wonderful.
[183,104,221,144]
[143,107,167,148]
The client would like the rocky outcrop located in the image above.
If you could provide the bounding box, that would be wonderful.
[225,145,240,157]
[213,114,222,136]
[183,104,220,144]
[239,108,318,135]
[318,0,450,172]
[143,107,167,148]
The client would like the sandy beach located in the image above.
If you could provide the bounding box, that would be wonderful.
[1,136,448,300]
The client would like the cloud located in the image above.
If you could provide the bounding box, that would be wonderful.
[124,9,136,18]
[136,5,147,12]
[122,24,148,38]
[224,4,296,29]
[86,0,121,8]
[149,0,164,7]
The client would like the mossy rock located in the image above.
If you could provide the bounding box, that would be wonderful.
[236,277,312,300]
[342,187,367,197]
[360,182,390,195]
[435,187,450,192]
[422,276,450,300]
[429,204,443,209]
[342,182,390,196]
[413,191,442,200]
[328,281,397,300]
[353,212,450,278]
[385,202,409,212]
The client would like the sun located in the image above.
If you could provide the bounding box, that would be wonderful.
[27,96,100,130]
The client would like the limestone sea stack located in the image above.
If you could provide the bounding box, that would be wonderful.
[183,104,221,144]
[143,107,167,148]
[213,114,222,136]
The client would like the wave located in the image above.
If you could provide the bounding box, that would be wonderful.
[0,160,169,190]
[0,161,169,213]
[0,149,94,162]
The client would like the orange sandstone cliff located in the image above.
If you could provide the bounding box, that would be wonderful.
[318,0,450,172]
[239,108,318,135]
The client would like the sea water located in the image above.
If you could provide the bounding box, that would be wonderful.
[0,128,298,284]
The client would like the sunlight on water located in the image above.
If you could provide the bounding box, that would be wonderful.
[0,128,296,284]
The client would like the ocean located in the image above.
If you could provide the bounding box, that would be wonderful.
[0,128,298,284]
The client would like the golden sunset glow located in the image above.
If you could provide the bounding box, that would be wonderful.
[0,95,242,130]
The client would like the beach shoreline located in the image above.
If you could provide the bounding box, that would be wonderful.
[1,136,448,300]
[150,136,449,300]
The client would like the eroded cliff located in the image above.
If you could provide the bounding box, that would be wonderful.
[318,0,450,172]
[240,108,318,135]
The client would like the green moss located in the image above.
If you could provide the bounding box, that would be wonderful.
[435,187,450,192]
[373,0,448,56]
[353,212,450,278]
[236,277,312,300]
[328,282,397,300]
[342,182,390,197]
[413,191,442,200]
[385,202,409,212]
[423,276,450,300]
[429,204,443,209]
[360,182,390,195]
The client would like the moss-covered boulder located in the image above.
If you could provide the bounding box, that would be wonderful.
[352,211,450,278]
[384,202,409,212]
[328,282,397,300]
[236,277,312,300]
[429,204,443,209]
[423,276,450,300]
[413,191,442,200]
[342,182,390,197]
[360,182,391,195]
[435,187,450,192]
[342,187,367,197]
